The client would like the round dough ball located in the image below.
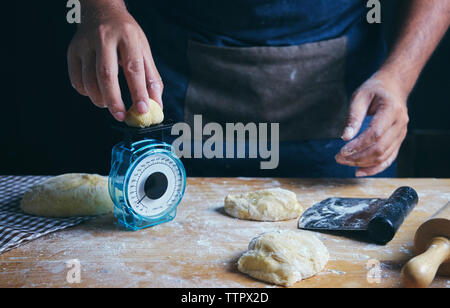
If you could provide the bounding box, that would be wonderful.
[125,99,164,128]
[224,188,303,221]
[21,174,114,217]
[237,230,329,286]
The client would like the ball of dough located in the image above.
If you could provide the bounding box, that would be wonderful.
[224,188,303,221]
[125,99,164,128]
[21,174,114,217]
[237,230,329,286]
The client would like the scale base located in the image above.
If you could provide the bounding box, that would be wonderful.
[115,206,177,231]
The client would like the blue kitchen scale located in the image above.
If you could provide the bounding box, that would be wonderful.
[108,122,186,230]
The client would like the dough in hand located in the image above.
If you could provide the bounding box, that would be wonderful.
[125,99,164,128]
[237,230,329,286]
[21,174,114,217]
[224,188,303,221]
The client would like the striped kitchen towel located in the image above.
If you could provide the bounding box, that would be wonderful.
[0,176,91,254]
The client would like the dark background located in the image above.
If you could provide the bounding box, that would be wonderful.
[3,1,449,177]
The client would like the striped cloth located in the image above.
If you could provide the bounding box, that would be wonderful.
[0,176,91,254]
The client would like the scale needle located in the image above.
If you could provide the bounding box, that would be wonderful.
[137,194,146,204]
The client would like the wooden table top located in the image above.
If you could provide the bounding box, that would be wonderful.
[1,177,449,288]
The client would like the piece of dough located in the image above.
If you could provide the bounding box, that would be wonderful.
[21,174,114,217]
[224,188,303,221]
[125,99,164,128]
[237,230,329,286]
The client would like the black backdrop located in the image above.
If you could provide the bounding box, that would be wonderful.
[3,1,449,177]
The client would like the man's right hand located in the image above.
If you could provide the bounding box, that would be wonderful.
[67,3,163,121]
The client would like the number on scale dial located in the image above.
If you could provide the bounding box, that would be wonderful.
[126,153,183,217]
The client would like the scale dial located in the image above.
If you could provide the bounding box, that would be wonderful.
[126,153,184,218]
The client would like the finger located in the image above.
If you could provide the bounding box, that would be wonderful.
[355,148,399,177]
[82,52,105,108]
[341,90,373,141]
[336,123,405,167]
[67,49,87,96]
[96,44,126,121]
[336,134,399,168]
[340,98,395,157]
[143,48,164,108]
[119,41,149,114]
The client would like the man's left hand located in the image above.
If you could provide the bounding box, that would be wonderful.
[335,71,410,177]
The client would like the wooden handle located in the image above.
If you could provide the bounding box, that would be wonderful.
[401,237,450,288]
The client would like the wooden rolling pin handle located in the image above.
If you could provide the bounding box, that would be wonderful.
[401,237,450,288]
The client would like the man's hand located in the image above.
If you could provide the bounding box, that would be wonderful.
[67,3,163,121]
[335,71,409,177]
[335,0,449,177]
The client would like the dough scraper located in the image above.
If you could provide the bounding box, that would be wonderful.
[298,187,418,245]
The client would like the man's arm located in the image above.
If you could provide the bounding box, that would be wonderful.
[68,0,163,121]
[382,0,450,95]
[336,0,450,177]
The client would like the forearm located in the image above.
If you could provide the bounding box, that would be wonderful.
[80,0,126,10]
[379,0,450,95]
[79,0,128,22]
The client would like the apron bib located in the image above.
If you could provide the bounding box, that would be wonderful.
[184,37,349,141]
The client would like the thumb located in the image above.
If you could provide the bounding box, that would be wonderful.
[342,90,372,141]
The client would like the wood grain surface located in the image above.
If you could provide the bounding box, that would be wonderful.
[1,177,449,288]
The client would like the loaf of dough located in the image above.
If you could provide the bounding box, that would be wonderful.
[21,174,114,217]
[125,99,164,128]
[237,230,329,286]
[224,188,303,221]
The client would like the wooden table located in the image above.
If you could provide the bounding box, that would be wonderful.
[1,177,449,288]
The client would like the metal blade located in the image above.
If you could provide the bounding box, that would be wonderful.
[298,197,385,231]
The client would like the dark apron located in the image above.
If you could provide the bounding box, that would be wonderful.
[184,37,348,141]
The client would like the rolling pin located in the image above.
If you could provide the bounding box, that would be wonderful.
[401,202,450,288]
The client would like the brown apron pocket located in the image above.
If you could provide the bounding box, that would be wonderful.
[185,37,348,141]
